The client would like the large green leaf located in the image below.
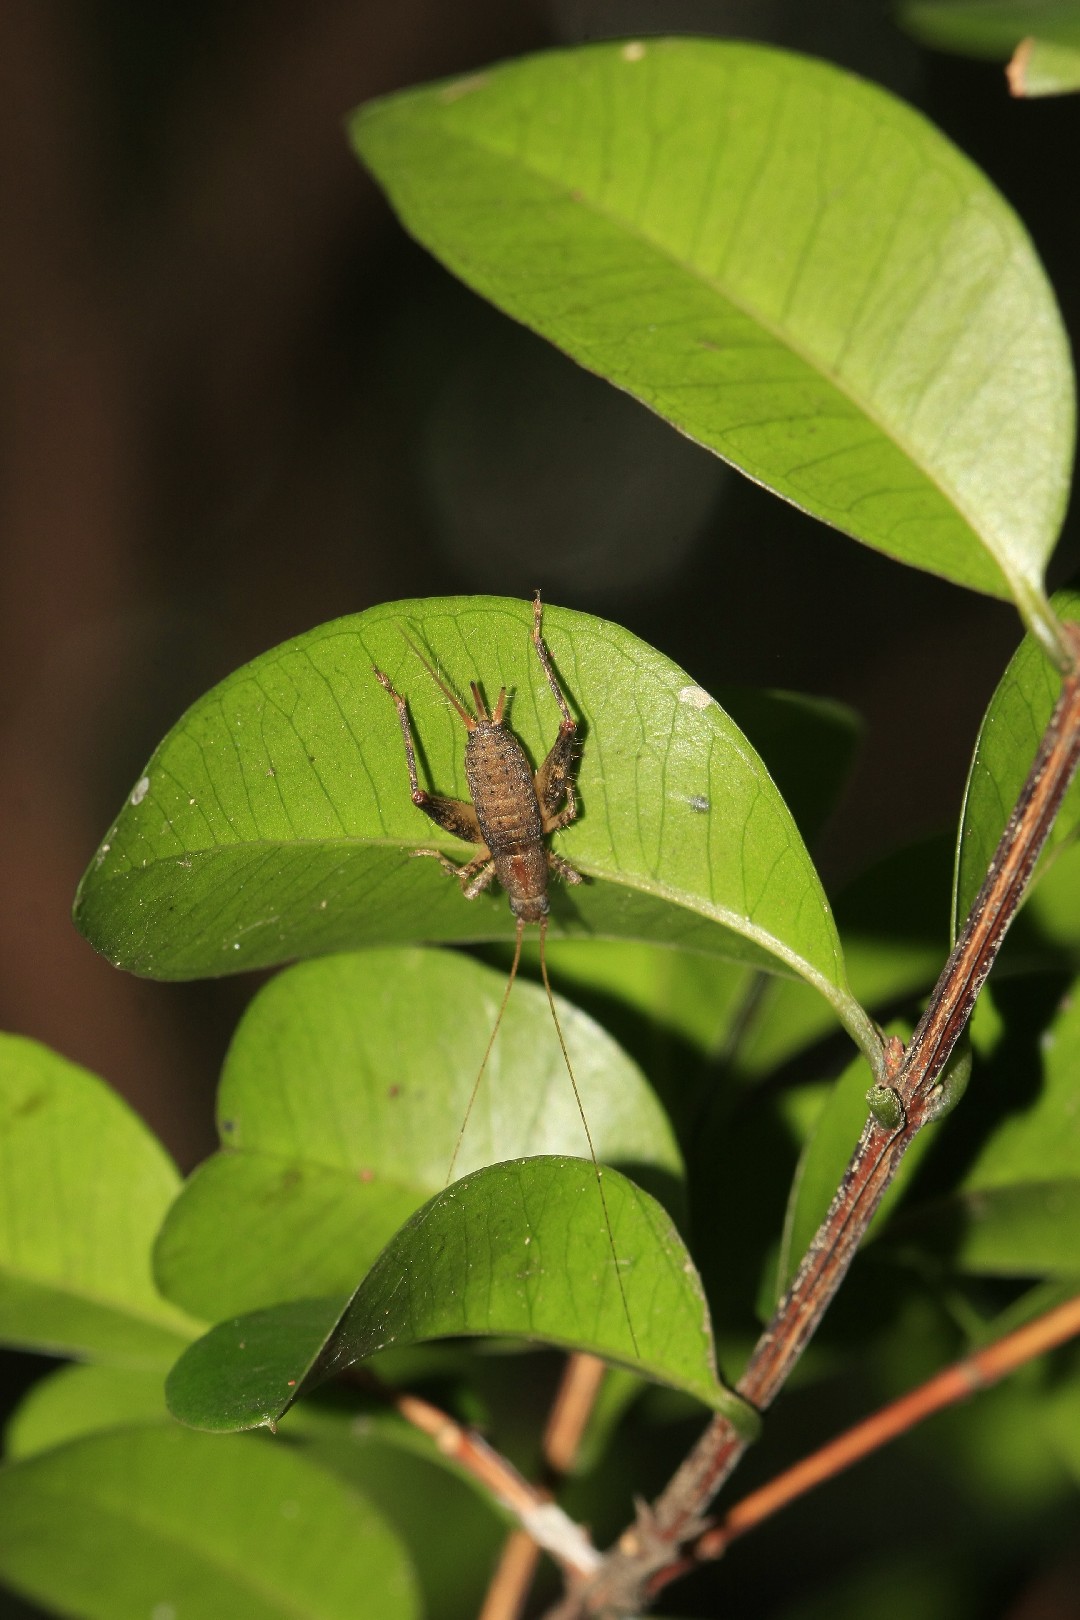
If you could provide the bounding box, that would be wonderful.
[953,588,1080,937]
[166,1158,751,1432]
[0,1424,418,1620]
[74,597,877,1061]
[0,1035,198,1365]
[154,947,683,1320]
[351,41,1073,651]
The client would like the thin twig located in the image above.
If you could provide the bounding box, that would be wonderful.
[477,1353,612,1620]
[348,1368,601,1582]
[545,622,1080,1619]
[650,1292,1080,1592]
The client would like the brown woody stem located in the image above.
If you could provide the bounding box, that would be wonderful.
[545,621,1080,1619]
[654,1291,1080,1589]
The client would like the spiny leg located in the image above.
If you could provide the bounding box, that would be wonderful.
[411,848,496,899]
[538,917,639,1356]
[532,591,577,728]
[531,594,580,829]
[547,850,583,887]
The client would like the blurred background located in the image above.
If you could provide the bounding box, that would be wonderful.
[1,3,1079,1612]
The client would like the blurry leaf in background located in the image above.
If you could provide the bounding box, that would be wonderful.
[74,597,878,1062]
[166,1159,746,1433]
[0,1425,418,1620]
[153,947,682,1320]
[353,39,1073,653]
[4,1364,169,1460]
[0,1035,199,1366]
[901,0,1080,92]
[883,975,1080,1275]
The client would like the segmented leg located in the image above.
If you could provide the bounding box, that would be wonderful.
[531,593,580,829]
[374,666,486,846]
[547,850,583,886]
[411,848,497,898]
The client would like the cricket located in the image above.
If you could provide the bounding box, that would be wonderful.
[373,593,638,1352]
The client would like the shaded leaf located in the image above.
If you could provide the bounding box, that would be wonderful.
[154,947,682,1319]
[953,588,1080,937]
[883,976,1080,1275]
[901,0,1080,58]
[887,1179,1080,1276]
[166,1158,752,1432]
[74,597,877,1062]
[0,1424,418,1620]
[0,1034,198,1365]
[291,1398,507,1620]
[352,40,1073,649]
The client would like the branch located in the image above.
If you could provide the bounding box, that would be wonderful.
[653,1291,1080,1592]
[479,1354,611,1620]
[546,621,1080,1619]
[350,1367,601,1583]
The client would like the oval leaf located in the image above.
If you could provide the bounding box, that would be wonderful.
[154,947,683,1319]
[0,1424,418,1620]
[0,1034,198,1365]
[74,597,876,1062]
[351,41,1073,648]
[166,1158,754,1432]
[953,588,1080,937]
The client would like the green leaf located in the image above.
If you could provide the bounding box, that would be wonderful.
[1009,35,1080,95]
[5,1364,169,1460]
[0,1424,418,1620]
[901,0,1080,58]
[884,981,1080,1275]
[74,596,877,1063]
[351,40,1073,651]
[166,1158,752,1432]
[887,1180,1080,1275]
[953,588,1080,938]
[154,947,683,1319]
[0,1034,199,1365]
[289,1399,507,1620]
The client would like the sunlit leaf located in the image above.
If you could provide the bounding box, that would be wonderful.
[154,947,682,1319]
[0,1424,418,1620]
[166,1159,754,1432]
[352,40,1073,650]
[74,597,877,1062]
[0,1035,198,1365]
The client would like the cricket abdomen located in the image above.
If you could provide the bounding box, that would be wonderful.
[465,722,549,921]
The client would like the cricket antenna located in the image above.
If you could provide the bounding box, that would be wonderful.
[538,917,640,1359]
[447,920,525,1186]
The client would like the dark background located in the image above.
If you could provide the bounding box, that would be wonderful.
[0,3,1078,1615]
